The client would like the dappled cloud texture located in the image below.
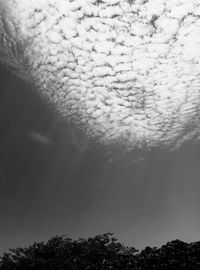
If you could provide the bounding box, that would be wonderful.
[1,0,200,152]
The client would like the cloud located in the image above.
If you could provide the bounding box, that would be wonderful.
[29,130,53,146]
[1,0,200,154]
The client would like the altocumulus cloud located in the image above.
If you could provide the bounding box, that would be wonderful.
[0,0,200,154]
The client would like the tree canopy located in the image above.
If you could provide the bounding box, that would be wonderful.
[1,233,200,270]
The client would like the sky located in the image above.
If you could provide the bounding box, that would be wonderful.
[0,65,200,255]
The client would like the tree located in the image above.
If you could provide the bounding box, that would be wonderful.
[0,233,138,270]
[1,234,200,270]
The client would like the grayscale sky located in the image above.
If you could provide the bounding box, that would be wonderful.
[0,65,200,255]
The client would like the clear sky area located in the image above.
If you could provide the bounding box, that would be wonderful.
[0,65,200,255]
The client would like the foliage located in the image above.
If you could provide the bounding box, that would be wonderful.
[1,233,200,270]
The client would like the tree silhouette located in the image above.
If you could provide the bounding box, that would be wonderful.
[1,233,200,270]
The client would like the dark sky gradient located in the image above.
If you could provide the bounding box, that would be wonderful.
[1,65,200,255]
